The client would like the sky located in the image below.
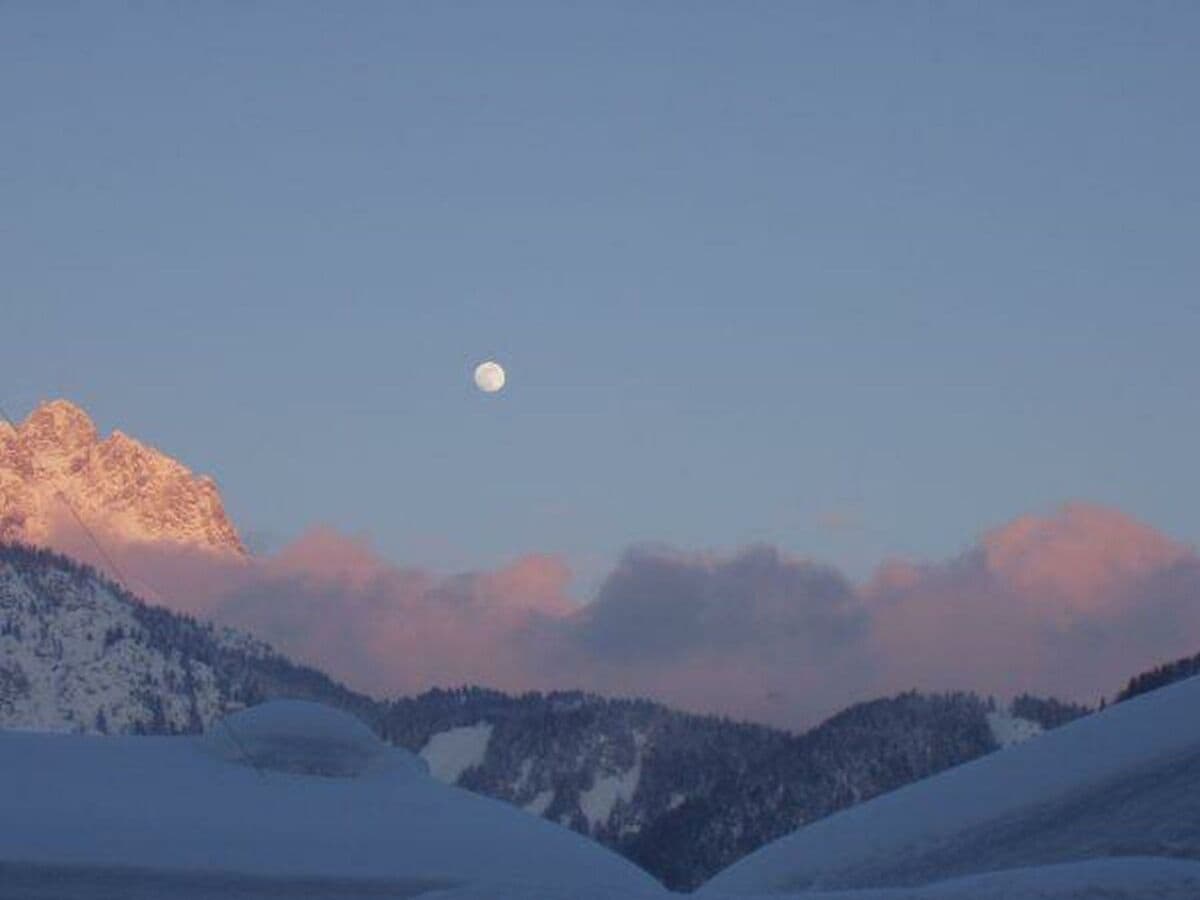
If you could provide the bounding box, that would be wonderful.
[4,4,1200,722]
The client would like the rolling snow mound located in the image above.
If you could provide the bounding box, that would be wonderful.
[702,674,1200,895]
[200,700,423,777]
[0,701,661,897]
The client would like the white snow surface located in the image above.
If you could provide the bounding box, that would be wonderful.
[0,559,255,734]
[987,710,1044,747]
[754,858,1200,900]
[0,702,660,896]
[579,728,646,832]
[9,857,1184,900]
[200,700,425,777]
[702,674,1200,895]
[345,857,1200,900]
[580,759,642,831]
[525,789,555,815]
[420,721,493,783]
[4,693,1200,899]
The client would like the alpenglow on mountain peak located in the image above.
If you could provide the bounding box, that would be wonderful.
[0,399,244,554]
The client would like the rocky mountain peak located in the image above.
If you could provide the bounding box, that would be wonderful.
[0,399,244,555]
[21,399,98,446]
[6,400,97,477]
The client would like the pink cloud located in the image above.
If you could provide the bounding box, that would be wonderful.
[28,501,1200,730]
[981,502,1190,612]
[865,503,1200,703]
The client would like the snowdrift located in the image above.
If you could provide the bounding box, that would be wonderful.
[199,699,426,777]
[7,689,1200,900]
[0,701,660,897]
[702,675,1200,894]
[707,858,1200,900]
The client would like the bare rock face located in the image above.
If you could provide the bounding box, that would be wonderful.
[0,400,244,555]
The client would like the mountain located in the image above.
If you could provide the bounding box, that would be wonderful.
[0,542,370,735]
[383,687,1031,889]
[1115,647,1200,703]
[2,692,1196,900]
[0,699,663,899]
[0,541,1092,891]
[0,400,243,554]
[700,673,1200,896]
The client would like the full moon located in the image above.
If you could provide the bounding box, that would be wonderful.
[473,360,506,393]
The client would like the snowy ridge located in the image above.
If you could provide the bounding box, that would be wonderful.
[421,722,494,783]
[701,674,1200,894]
[581,730,645,831]
[987,710,1044,747]
[0,543,1118,893]
[416,858,1200,899]
[200,700,429,778]
[1,547,230,733]
[0,701,660,896]
[0,543,366,736]
[374,687,1045,889]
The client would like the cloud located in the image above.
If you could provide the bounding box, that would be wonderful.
[575,545,865,661]
[553,544,875,724]
[864,503,1200,703]
[980,502,1190,610]
[32,502,1200,731]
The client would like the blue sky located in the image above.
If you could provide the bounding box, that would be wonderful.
[4,2,1199,591]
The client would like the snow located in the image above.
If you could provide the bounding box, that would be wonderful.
[389,857,1200,900]
[200,700,424,777]
[30,856,1176,900]
[0,560,229,734]
[578,729,645,831]
[905,857,1200,899]
[421,882,668,900]
[525,789,555,815]
[515,756,534,790]
[421,721,493,783]
[757,858,1200,900]
[701,674,1200,895]
[0,547,282,737]
[0,702,661,896]
[4,690,1200,899]
[987,710,1044,747]
[580,761,641,831]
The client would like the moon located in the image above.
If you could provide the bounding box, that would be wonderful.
[473,360,506,393]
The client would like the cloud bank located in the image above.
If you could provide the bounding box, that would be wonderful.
[40,502,1200,730]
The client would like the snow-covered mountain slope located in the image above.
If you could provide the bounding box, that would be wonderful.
[0,700,662,898]
[0,399,243,554]
[0,543,372,734]
[701,674,1200,895]
[843,858,1200,900]
[5,704,1200,900]
[986,709,1043,747]
[383,687,1010,889]
[420,858,1200,900]
[2,541,1101,891]
[10,700,1189,900]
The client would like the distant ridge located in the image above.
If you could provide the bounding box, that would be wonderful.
[1,539,1187,889]
[0,540,1083,889]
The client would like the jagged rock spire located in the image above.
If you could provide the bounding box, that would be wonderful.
[0,399,244,554]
